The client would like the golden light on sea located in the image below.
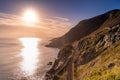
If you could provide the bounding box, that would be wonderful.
[19,38,40,75]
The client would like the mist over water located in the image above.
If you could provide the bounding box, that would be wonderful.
[0,38,59,80]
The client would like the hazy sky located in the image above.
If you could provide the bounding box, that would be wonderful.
[0,0,120,38]
[0,0,120,25]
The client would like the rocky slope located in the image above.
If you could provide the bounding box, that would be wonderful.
[46,9,120,48]
[44,22,120,80]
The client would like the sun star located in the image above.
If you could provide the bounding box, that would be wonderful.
[22,9,39,26]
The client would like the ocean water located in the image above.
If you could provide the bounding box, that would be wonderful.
[0,38,58,80]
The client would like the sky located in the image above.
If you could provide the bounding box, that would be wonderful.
[0,0,120,38]
[0,0,120,24]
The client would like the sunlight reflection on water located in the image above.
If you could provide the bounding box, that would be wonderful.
[19,38,40,75]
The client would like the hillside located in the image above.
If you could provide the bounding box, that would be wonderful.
[44,22,120,80]
[46,9,120,48]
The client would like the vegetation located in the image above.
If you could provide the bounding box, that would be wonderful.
[77,41,120,80]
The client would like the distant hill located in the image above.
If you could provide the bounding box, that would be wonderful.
[46,9,120,48]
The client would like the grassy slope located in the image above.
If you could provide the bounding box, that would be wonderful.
[45,23,120,80]
[76,41,120,80]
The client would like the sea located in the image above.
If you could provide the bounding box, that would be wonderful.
[0,37,59,80]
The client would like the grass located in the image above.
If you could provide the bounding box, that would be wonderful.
[84,66,120,80]
[75,41,120,80]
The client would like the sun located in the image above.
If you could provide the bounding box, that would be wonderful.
[22,9,39,25]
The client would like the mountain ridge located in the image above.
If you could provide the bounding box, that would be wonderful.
[46,9,120,48]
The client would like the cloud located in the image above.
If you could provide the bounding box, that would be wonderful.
[54,17,70,21]
[0,12,72,38]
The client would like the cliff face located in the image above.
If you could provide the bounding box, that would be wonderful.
[45,23,120,80]
[46,9,120,48]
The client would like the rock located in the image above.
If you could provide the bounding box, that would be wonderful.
[108,63,115,69]
[47,62,53,66]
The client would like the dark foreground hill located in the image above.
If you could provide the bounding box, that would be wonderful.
[44,9,120,80]
[46,9,120,48]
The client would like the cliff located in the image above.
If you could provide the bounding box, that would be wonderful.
[45,22,120,80]
[46,9,120,48]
